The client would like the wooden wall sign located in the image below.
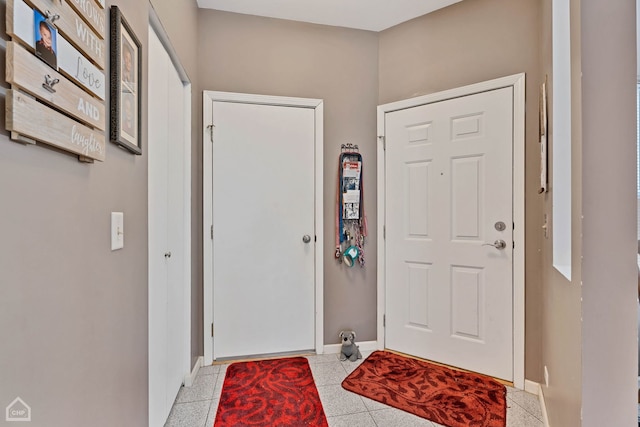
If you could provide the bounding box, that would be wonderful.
[7,90,106,161]
[6,41,105,130]
[8,0,105,99]
[5,0,106,162]
[27,0,105,69]
[66,0,105,39]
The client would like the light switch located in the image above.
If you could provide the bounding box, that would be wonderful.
[111,212,124,250]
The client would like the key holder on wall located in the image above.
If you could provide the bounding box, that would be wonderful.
[335,144,368,267]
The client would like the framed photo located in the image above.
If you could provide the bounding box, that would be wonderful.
[33,9,58,70]
[109,6,141,155]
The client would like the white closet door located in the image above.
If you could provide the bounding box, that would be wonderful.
[148,26,189,427]
[212,101,316,359]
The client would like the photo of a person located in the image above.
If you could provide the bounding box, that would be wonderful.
[121,40,134,85]
[343,177,359,192]
[110,6,142,154]
[33,10,57,69]
[121,93,135,137]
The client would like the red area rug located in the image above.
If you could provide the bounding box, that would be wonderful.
[214,357,328,427]
[342,351,506,427]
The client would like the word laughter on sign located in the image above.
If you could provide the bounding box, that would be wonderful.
[6,90,106,161]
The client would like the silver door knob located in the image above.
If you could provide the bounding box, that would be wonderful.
[482,240,506,250]
[302,235,311,243]
[164,252,172,258]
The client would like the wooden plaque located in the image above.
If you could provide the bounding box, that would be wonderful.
[26,0,105,69]
[8,0,105,100]
[6,41,105,130]
[65,0,105,38]
[6,89,105,161]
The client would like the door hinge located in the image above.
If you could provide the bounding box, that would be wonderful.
[383,314,386,327]
[378,136,386,150]
[314,235,317,242]
[210,225,214,240]
[207,124,215,143]
[513,241,515,249]
[383,225,386,239]
[211,323,214,337]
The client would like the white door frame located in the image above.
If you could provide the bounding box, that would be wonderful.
[376,73,525,389]
[203,91,324,365]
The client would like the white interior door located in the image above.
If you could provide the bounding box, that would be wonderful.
[148,26,190,427]
[385,87,514,381]
[148,27,168,425]
[212,101,316,359]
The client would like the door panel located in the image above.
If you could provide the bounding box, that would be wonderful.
[148,27,170,427]
[385,87,513,381]
[212,101,315,359]
[165,62,187,414]
[148,27,188,427]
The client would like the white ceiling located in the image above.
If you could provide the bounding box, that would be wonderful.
[196,0,463,32]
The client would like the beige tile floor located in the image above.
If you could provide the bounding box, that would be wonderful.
[164,352,544,427]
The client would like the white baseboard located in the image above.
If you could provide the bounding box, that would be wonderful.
[524,379,539,394]
[323,340,379,355]
[523,380,550,427]
[184,356,203,387]
[539,387,550,427]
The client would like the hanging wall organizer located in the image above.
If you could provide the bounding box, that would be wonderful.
[335,143,367,267]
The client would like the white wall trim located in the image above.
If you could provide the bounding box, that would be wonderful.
[524,379,540,395]
[184,356,203,387]
[323,340,379,355]
[376,133,386,352]
[540,387,550,427]
[203,94,214,365]
[203,91,324,364]
[182,82,193,384]
[314,102,325,355]
[376,73,526,389]
[524,381,551,427]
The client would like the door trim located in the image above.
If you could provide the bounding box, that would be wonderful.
[203,91,324,365]
[376,73,525,389]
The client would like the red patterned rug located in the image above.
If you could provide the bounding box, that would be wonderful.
[342,351,506,427]
[214,357,328,427]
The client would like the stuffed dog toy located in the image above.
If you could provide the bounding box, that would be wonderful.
[339,330,362,361]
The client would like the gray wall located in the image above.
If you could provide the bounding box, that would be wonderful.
[579,0,637,424]
[2,1,638,425]
[540,0,638,425]
[378,0,543,381]
[541,0,582,426]
[196,10,380,344]
[0,0,198,426]
[539,0,583,424]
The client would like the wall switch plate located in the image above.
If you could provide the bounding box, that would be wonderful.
[111,212,124,250]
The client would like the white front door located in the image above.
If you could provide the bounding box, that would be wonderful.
[211,100,316,359]
[385,87,514,381]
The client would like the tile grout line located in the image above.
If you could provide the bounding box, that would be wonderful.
[507,392,544,423]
